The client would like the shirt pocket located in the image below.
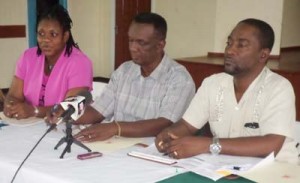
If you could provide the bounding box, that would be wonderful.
[242,122,261,136]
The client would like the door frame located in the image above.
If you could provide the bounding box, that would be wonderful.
[114,0,151,69]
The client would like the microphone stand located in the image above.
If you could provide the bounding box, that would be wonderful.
[54,116,91,158]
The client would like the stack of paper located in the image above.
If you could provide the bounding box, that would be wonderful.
[128,143,275,181]
[128,144,177,165]
[84,136,151,154]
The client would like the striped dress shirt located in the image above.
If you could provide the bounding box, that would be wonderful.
[92,54,195,123]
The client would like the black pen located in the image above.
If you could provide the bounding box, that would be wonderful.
[232,166,247,171]
[233,166,241,170]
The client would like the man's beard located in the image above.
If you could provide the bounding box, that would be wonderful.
[224,65,242,76]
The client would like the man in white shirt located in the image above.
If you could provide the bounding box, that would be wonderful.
[155,18,298,164]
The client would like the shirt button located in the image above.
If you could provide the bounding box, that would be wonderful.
[235,106,239,110]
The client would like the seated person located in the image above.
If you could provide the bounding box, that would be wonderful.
[4,4,93,119]
[155,18,298,164]
[73,12,195,142]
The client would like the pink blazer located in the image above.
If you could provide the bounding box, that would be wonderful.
[15,46,93,106]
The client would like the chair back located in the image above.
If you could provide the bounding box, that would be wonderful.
[92,82,107,100]
[295,121,300,160]
[295,122,300,143]
[0,90,5,102]
[0,90,4,112]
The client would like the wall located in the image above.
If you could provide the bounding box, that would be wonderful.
[281,0,300,48]
[152,0,217,59]
[213,0,283,55]
[153,0,284,58]
[0,0,27,88]
[0,0,115,88]
[68,0,114,78]
[0,0,299,88]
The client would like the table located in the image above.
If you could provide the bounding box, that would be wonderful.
[0,121,180,183]
[159,172,254,183]
[1,121,299,183]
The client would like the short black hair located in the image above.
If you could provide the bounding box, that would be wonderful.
[133,12,167,40]
[36,4,79,57]
[239,18,274,51]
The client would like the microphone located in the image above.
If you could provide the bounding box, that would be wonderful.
[11,91,93,182]
[60,90,93,121]
[47,91,92,132]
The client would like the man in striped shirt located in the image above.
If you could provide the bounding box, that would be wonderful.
[74,12,195,142]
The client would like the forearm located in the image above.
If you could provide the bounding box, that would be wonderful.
[75,106,104,124]
[4,94,24,104]
[6,76,25,103]
[165,119,199,138]
[35,106,53,118]
[116,117,172,137]
[219,134,285,157]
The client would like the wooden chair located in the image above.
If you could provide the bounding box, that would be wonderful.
[0,89,5,102]
[92,81,107,100]
[295,121,300,159]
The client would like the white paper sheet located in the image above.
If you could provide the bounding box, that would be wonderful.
[240,161,300,183]
[83,136,151,154]
[176,153,268,181]
[128,143,274,181]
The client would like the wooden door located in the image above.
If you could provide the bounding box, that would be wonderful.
[115,0,151,69]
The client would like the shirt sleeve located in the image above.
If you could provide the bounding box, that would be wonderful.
[182,77,211,129]
[15,51,27,80]
[158,69,195,123]
[91,70,119,120]
[259,78,296,139]
[67,53,93,90]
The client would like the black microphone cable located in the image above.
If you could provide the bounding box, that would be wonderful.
[11,91,92,182]
[10,123,57,183]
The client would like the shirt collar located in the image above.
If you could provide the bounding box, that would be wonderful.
[148,53,170,80]
[247,66,268,90]
[132,53,170,81]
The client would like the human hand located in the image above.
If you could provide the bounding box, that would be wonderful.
[3,99,16,118]
[163,136,211,159]
[74,122,118,142]
[72,118,95,125]
[4,100,34,119]
[155,129,178,153]
[45,104,63,125]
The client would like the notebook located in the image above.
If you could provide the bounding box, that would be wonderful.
[128,143,177,165]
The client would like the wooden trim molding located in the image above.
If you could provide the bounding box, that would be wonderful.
[281,46,300,51]
[207,52,224,57]
[207,52,280,59]
[0,25,26,38]
[93,77,110,83]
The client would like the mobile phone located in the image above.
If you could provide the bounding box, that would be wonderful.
[77,152,103,160]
